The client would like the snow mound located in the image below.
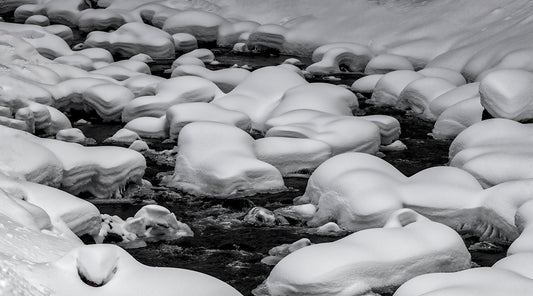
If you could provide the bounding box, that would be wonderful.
[432,96,483,140]
[55,128,89,144]
[509,200,533,255]
[218,20,260,47]
[254,137,331,177]
[450,118,533,187]
[246,24,287,53]
[0,125,146,199]
[172,32,198,52]
[429,82,480,118]
[165,102,251,140]
[86,22,175,59]
[78,8,125,33]
[369,70,424,106]
[364,54,413,75]
[25,244,243,296]
[479,69,533,121]
[171,64,250,92]
[418,67,466,86]
[306,46,372,75]
[163,10,229,43]
[122,76,224,122]
[266,110,381,155]
[351,74,383,94]
[164,122,285,197]
[298,152,533,242]
[124,116,168,139]
[397,77,457,120]
[212,66,307,131]
[265,209,470,296]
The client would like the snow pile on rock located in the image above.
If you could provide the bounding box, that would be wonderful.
[306,43,373,75]
[164,122,285,197]
[263,209,470,296]
[450,119,533,187]
[86,22,175,59]
[296,152,533,242]
[163,10,228,43]
[170,64,250,92]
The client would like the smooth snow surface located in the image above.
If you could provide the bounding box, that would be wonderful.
[265,209,470,296]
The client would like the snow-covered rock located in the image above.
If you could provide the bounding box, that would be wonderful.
[397,77,457,120]
[364,54,413,75]
[124,116,168,139]
[170,65,250,93]
[85,22,175,59]
[429,82,480,118]
[266,110,381,155]
[307,46,372,75]
[164,122,285,197]
[479,69,533,121]
[246,24,287,52]
[298,152,533,242]
[418,67,466,86]
[261,238,311,266]
[165,102,251,140]
[122,76,224,122]
[264,209,470,296]
[55,128,89,144]
[218,20,260,47]
[432,96,483,140]
[351,74,383,94]
[163,10,228,43]
[369,70,424,106]
[171,32,198,52]
[254,137,331,176]
[449,119,533,187]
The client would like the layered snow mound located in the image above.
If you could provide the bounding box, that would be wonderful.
[13,0,86,27]
[78,8,125,33]
[56,128,89,144]
[85,22,175,59]
[265,209,470,296]
[165,122,285,197]
[165,102,251,140]
[254,137,331,177]
[397,77,456,120]
[212,66,307,131]
[266,110,381,156]
[450,119,533,187]
[246,24,287,52]
[298,152,533,242]
[429,82,480,118]
[480,69,533,121]
[351,74,383,94]
[124,116,168,139]
[163,10,228,43]
[0,125,146,199]
[432,95,483,140]
[395,256,533,296]
[364,54,414,75]
[98,205,193,245]
[171,64,250,93]
[0,175,101,237]
[122,76,224,122]
[369,70,424,106]
[359,115,401,145]
[218,20,260,47]
[26,244,243,296]
[418,67,466,86]
[25,15,50,26]
[171,32,198,52]
[269,83,358,118]
[306,47,372,75]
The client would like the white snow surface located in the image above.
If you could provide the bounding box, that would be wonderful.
[265,209,470,296]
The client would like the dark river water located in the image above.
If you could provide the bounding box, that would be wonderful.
[74,50,508,296]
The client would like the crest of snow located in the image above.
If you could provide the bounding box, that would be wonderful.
[450,119,533,187]
[364,54,413,75]
[306,46,372,75]
[265,209,470,296]
[254,137,331,177]
[266,110,381,155]
[418,67,466,86]
[432,96,483,140]
[429,82,480,117]
[397,77,457,121]
[86,22,175,59]
[163,10,228,43]
[368,70,424,106]
[212,66,307,131]
[122,76,224,122]
[165,102,251,140]
[164,122,285,197]
[171,64,250,93]
[479,69,533,121]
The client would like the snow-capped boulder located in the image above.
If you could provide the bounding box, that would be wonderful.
[85,22,175,59]
[369,70,424,106]
[171,32,198,52]
[124,116,168,139]
[429,82,480,117]
[171,65,250,92]
[350,74,384,94]
[164,122,285,197]
[212,66,307,131]
[266,110,381,155]
[306,47,372,75]
[418,67,466,86]
[254,137,332,176]
[298,152,533,242]
[218,20,260,47]
[163,10,228,43]
[104,129,141,145]
[122,76,224,122]
[264,209,470,296]
[432,96,483,140]
[364,54,414,75]
[55,128,89,144]
[246,24,287,52]
[397,77,456,120]
[449,119,533,187]
[165,102,251,140]
[479,69,533,121]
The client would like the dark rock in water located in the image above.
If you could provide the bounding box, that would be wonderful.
[222,198,255,211]
[103,232,123,244]
[79,234,96,244]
